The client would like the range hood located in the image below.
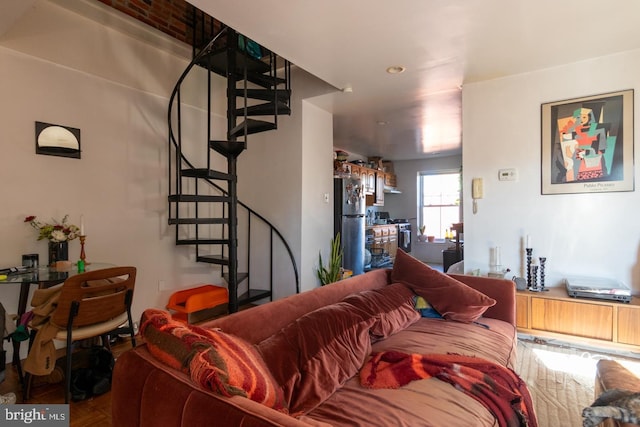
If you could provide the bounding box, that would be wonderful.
[383,185,402,194]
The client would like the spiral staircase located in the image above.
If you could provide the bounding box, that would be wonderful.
[167,11,299,313]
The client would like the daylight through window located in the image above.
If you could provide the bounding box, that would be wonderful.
[419,171,461,239]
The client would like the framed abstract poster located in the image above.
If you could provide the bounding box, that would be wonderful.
[541,89,634,194]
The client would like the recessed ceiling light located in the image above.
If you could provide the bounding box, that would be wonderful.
[376,120,388,126]
[386,65,406,74]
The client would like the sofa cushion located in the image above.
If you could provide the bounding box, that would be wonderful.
[391,249,496,323]
[140,309,287,411]
[140,308,207,372]
[257,301,375,414]
[414,295,443,319]
[342,282,420,340]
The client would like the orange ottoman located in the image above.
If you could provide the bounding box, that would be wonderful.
[166,285,228,324]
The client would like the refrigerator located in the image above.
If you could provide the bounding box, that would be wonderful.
[334,176,366,275]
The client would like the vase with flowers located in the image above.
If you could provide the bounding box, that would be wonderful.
[24,215,80,266]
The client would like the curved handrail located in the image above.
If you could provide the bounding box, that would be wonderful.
[167,27,300,294]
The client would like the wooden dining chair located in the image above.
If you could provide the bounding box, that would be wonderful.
[25,266,137,403]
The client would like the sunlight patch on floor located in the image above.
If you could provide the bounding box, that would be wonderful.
[532,348,602,380]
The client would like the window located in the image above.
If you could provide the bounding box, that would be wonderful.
[419,171,461,238]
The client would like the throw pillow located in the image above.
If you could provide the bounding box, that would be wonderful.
[413,295,443,319]
[391,249,496,323]
[342,282,420,340]
[140,309,287,411]
[257,302,375,414]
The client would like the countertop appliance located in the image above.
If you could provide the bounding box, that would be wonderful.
[334,177,366,275]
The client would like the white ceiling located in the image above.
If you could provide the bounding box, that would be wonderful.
[5,1,640,161]
[188,0,640,161]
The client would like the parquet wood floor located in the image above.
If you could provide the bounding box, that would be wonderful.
[0,337,135,427]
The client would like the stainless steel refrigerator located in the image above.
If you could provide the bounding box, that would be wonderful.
[334,176,366,275]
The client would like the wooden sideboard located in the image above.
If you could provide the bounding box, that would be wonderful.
[516,287,640,351]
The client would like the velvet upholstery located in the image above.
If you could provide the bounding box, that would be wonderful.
[258,302,375,414]
[341,282,420,340]
[140,308,287,410]
[391,249,496,322]
[595,359,640,427]
[112,268,520,426]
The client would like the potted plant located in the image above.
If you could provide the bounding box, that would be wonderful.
[417,225,427,242]
[316,233,343,285]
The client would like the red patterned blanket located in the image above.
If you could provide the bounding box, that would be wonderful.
[360,351,537,427]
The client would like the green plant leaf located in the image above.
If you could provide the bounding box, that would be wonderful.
[316,232,343,285]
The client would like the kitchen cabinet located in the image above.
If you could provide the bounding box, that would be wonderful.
[366,169,376,194]
[333,161,397,202]
[384,173,396,188]
[387,225,398,259]
[374,172,385,205]
[366,224,398,267]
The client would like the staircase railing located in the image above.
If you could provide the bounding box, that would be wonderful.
[168,26,300,311]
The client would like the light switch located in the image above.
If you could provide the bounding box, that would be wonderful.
[323,193,330,203]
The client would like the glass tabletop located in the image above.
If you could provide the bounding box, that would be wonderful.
[0,262,115,286]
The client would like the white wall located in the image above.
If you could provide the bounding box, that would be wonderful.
[301,101,334,291]
[463,49,640,292]
[0,1,337,361]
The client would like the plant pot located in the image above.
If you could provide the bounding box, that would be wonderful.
[417,235,427,242]
[427,236,435,242]
[48,241,69,266]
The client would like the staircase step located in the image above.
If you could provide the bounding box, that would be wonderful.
[176,238,230,245]
[222,272,248,284]
[169,218,228,225]
[230,119,276,138]
[240,72,286,89]
[234,102,291,117]
[168,194,231,203]
[209,140,246,157]
[196,254,229,265]
[181,168,235,181]
[196,49,284,88]
[239,88,291,102]
[238,289,272,305]
[196,48,270,76]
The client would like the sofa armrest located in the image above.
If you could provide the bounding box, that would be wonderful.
[449,274,516,326]
[113,346,312,427]
[594,360,640,427]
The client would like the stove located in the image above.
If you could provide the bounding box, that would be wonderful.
[396,222,411,253]
[387,218,409,224]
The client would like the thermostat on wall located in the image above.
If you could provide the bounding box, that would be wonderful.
[498,168,518,181]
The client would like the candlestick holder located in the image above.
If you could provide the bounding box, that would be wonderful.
[539,257,547,291]
[526,248,533,288]
[79,235,90,265]
[529,264,539,291]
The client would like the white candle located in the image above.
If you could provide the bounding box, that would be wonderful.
[526,235,531,248]
[495,246,501,266]
[80,215,85,235]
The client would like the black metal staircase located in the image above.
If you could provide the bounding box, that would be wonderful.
[168,11,298,313]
